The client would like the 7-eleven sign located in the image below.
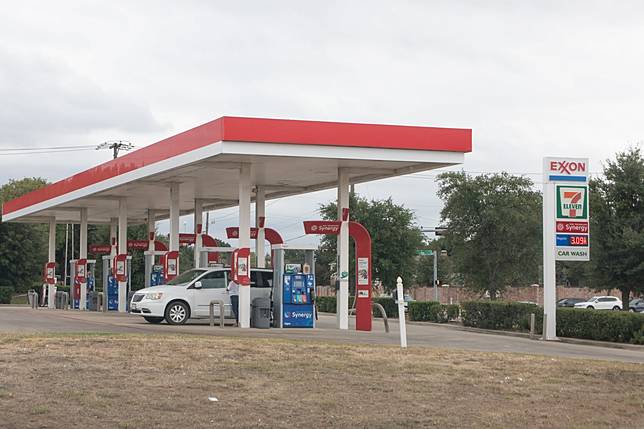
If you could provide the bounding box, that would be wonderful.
[556,185,588,219]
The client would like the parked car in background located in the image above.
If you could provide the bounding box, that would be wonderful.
[573,296,622,310]
[628,298,644,313]
[557,298,586,308]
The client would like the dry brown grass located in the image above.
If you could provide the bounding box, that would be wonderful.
[0,333,642,428]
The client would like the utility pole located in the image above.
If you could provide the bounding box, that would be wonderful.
[433,251,438,301]
[63,224,69,287]
[421,226,447,303]
[96,140,134,159]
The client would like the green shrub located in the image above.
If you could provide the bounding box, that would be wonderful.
[409,301,440,321]
[461,300,644,344]
[557,308,644,344]
[409,301,460,322]
[315,296,334,313]
[446,304,460,321]
[315,296,355,313]
[372,297,398,319]
[0,286,14,304]
[461,301,539,331]
[315,296,397,318]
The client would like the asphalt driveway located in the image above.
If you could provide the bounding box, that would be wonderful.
[1,306,642,363]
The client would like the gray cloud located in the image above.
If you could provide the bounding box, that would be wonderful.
[0,48,162,146]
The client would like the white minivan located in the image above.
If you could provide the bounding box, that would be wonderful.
[129,268,273,325]
[573,296,622,310]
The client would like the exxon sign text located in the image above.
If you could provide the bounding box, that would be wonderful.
[543,157,589,183]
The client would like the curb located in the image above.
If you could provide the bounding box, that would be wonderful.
[407,320,644,351]
[555,337,644,351]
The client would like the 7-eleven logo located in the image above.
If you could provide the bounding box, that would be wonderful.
[556,185,588,219]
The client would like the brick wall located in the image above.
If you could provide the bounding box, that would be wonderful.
[316,284,623,304]
[412,286,623,305]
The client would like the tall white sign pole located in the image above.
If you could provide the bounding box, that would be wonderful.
[542,179,557,340]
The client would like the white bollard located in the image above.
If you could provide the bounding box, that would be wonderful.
[396,276,407,348]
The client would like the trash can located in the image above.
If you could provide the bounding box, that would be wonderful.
[251,297,271,329]
[55,291,68,309]
[87,291,98,311]
[27,290,38,308]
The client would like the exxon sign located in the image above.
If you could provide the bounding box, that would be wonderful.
[543,157,589,183]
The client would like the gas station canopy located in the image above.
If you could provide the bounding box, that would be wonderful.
[2,116,471,224]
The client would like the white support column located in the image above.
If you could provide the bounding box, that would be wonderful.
[255,186,266,268]
[169,183,180,252]
[194,199,203,268]
[238,163,252,328]
[337,168,350,330]
[48,217,57,309]
[118,199,128,312]
[110,218,118,258]
[147,210,156,248]
[542,181,557,340]
[145,210,156,288]
[79,208,88,311]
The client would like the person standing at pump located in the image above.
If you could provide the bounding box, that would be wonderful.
[226,277,239,326]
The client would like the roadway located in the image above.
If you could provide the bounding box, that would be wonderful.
[0,306,642,363]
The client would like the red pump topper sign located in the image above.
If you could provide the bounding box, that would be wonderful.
[303,218,373,332]
[113,254,128,282]
[231,247,250,285]
[44,262,56,285]
[164,251,179,281]
[75,259,87,283]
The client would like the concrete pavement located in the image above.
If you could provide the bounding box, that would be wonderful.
[1,306,642,363]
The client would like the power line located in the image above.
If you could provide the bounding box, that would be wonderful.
[0,147,97,156]
[0,144,97,152]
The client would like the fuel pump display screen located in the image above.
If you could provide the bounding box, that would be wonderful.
[292,278,304,288]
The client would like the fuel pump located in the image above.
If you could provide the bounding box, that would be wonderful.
[103,254,132,311]
[272,244,317,328]
[231,247,250,284]
[144,250,167,287]
[70,259,96,310]
[43,262,56,307]
[164,250,179,282]
[198,246,231,268]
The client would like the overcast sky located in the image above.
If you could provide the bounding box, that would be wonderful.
[1,1,642,244]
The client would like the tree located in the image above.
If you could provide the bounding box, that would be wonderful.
[436,172,542,298]
[588,147,644,309]
[317,194,424,293]
[0,178,49,292]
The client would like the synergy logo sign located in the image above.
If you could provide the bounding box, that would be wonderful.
[556,185,588,219]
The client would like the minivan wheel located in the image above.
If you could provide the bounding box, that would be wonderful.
[165,301,189,325]
[586,306,594,310]
[144,316,164,324]
[612,306,620,311]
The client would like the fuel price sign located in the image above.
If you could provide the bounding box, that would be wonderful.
[554,184,590,261]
